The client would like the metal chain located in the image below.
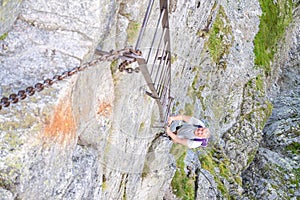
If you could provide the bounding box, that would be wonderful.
[0,48,142,111]
[118,50,142,73]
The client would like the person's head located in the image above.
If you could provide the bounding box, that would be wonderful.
[194,127,210,139]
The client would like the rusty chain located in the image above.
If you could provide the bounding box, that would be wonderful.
[0,48,142,111]
[118,50,142,73]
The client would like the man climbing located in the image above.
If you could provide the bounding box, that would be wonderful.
[165,114,210,148]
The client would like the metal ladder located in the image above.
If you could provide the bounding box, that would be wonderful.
[134,0,174,125]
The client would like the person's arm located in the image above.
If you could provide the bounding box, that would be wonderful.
[165,126,188,146]
[168,114,192,125]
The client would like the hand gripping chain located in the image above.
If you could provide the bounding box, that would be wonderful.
[0,48,142,111]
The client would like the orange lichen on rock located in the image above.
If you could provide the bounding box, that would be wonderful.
[97,102,112,117]
[43,97,77,144]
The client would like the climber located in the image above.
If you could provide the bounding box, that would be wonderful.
[165,114,210,148]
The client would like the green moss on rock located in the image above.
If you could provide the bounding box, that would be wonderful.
[127,21,140,45]
[187,66,207,111]
[254,0,294,74]
[171,145,195,200]
[138,121,145,133]
[199,149,230,198]
[184,103,194,116]
[207,6,234,64]
[285,142,300,155]
[0,32,8,40]
[198,146,244,198]
[171,55,178,64]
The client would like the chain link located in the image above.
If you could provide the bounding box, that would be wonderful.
[118,50,142,73]
[0,48,142,111]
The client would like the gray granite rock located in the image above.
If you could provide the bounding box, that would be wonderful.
[0,0,299,199]
[0,0,23,36]
[242,6,300,199]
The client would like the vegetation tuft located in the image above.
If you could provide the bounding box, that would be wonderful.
[207,6,233,64]
[199,147,232,199]
[171,145,195,200]
[254,0,293,74]
[127,21,140,45]
[0,32,8,40]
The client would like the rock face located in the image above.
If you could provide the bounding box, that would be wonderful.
[0,0,23,35]
[0,0,299,200]
[242,7,300,199]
